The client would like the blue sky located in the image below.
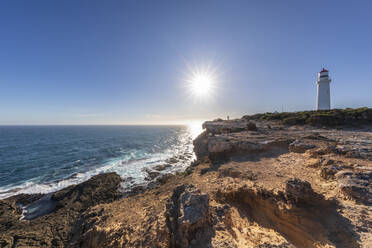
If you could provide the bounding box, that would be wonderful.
[1,0,371,125]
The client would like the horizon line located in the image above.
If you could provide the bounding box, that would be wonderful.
[0,119,209,126]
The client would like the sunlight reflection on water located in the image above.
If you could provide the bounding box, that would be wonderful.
[187,120,204,139]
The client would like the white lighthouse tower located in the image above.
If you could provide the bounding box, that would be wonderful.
[316,68,331,110]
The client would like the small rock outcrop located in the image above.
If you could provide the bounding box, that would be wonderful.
[337,171,372,205]
[165,185,211,248]
[143,168,161,180]
[320,165,340,180]
[289,139,316,153]
[0,173,122,248]
[193,131,209,161]
[51,172,121,210]
[202,119,249,134]
[246,121,258,131]
[154,163,172,171]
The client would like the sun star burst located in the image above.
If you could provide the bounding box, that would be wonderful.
[185,64,218,99]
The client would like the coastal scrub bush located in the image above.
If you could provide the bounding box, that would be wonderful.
[242,107,372,127]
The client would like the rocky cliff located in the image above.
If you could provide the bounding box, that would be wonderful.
[1,113,371,247]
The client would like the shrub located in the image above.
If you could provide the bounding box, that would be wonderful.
[242,108,372,127]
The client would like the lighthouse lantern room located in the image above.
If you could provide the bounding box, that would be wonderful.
[316,68,331,110]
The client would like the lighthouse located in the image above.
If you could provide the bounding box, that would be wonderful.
[316,68,331,110]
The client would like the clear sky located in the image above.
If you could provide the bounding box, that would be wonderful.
[1,0,371,125]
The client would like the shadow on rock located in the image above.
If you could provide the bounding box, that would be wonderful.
[216,178,360,248]
[200,139,292,175]
[165,184,215,248]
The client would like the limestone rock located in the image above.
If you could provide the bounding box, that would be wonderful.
[165,185,211,248]
[166,157,179,164]
[193,131,209,160]
[285,178,324,206]
[0,173,122,248]
[52,172,121,210]
[337,171,372,205]
[246,121,258,131]
[289,139,316,153]
[143,168,161,181]
[156,173,175,185]
[218,166,257,180]
[153,163,172,171]
[203,119,248,135]
[320,165,340,180]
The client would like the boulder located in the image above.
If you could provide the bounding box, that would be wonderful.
[289,139,316,153]
[262,139,292,152]
[143,168,160,181]
[218,166,257,180]
[337,171,372,205]
[285,178,324,207]
[207,137,262,162]
[51,172,122,211]
[156,173,175,185]
[203,120,248,135]
[307,145,337,157]
[320,165,340,180]
[166,157,179,164]
[246,121,258,131]
[5,193,45,206]
[153,163,172,171]
[165,185,211,248]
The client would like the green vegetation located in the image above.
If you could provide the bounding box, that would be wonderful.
[242,107,372,127]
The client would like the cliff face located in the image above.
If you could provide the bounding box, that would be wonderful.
[1,117,371,248]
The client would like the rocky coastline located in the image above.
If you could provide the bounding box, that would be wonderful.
[1,110,372,247]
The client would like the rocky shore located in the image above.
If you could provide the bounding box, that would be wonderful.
[1,111,372,247]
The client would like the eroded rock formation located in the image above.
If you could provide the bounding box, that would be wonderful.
[0,173,121,247]
[166,184,211,248]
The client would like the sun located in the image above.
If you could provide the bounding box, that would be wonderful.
[185,64,218,99]
[190,73,213,97]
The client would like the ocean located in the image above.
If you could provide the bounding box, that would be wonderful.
[0,124,202,199]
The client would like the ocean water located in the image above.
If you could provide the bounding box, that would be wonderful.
[0,124,202,199]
